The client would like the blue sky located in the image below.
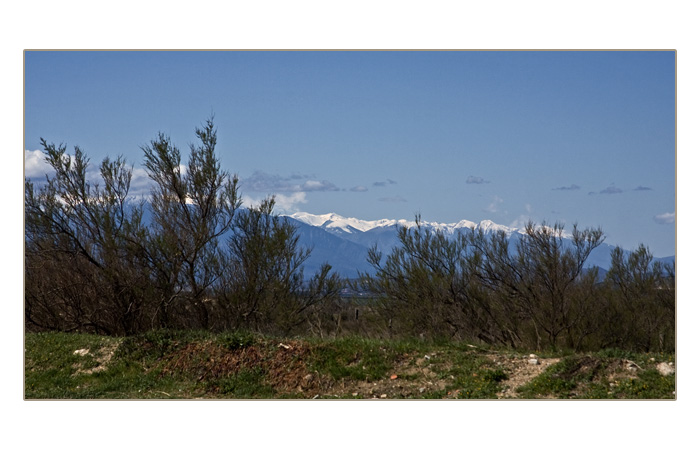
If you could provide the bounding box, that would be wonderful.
[24,50,676,256]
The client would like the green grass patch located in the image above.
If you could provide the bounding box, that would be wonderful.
[215,367,275,398]
[26,331,210,399]
[308,336,398,381]
[517,353,675,399]
[448,359,509,399]
[517,356,605,399]
[215,330,258,350]
[25,331,675,399]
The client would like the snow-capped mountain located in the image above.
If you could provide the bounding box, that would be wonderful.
[287,212,522,265]
[289,212,516,237]
[285,212,674,279]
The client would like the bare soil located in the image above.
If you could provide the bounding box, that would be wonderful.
[487,354,561,399]
[151,340,658,399]
[72,340,121,375]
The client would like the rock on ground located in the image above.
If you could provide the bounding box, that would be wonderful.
[656,362,675,376]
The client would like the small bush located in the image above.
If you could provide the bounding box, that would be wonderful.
[482,368,508,383]
[216,330,258,350]
[596,348,637,360]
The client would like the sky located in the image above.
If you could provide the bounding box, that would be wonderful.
[24,50,676,256]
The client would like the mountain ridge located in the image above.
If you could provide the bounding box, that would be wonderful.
[283,211,675,279]
[289,211,516,237]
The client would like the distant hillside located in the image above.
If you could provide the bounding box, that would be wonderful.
[134,205,675,279]
[284,212,675,279]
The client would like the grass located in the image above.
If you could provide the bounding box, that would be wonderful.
[215,367,275,398]
[307,335,427,382]
[516,351,676,399]
[25,331,208,399]
[24,331,675,400]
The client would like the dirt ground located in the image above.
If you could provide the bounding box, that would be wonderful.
[90,338,667,399]
[487,354,561,398]
[315,352,562,399]
[320,353,452,399]
[155,341,610,399]
[72,340,121,375]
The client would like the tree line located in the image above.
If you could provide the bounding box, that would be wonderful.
[357,217,675,352]
[25,119,343,337]
[25,119,675,352]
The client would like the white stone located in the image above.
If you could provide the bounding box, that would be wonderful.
[656,362,675,376]
[528,358,540,365]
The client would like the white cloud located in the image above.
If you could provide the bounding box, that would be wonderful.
[241,192,308,213]
[301,180,324,190]
[240,194,260,209]
[24,149,53,179]
[653,212,675,224]
[129,167,154,198]
[483,195,503,213]
[26,149,157,199]
[300,179,339,192]
[274,192,308,211]
[350,185,368,192]
[25,148,104,183]
[509,204,534,229]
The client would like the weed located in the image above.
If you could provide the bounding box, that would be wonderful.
[595,348,637,360]
[308,336,396,381]
[482,368,508,383]
[453,368,510,399]
[25,332,675,399]
[216,368,275,398]
[579,369,675,399]
[216,330,258,350]
[516,358,589,398]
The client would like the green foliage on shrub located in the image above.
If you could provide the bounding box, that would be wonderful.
[216,330,258,350]
[25,118,344,338]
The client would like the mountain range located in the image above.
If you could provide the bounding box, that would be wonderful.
[282,212,675,279]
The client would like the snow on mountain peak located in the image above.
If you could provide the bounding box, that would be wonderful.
[290,212,398,233]
[288,212,517,236]
[478,219,516,234]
